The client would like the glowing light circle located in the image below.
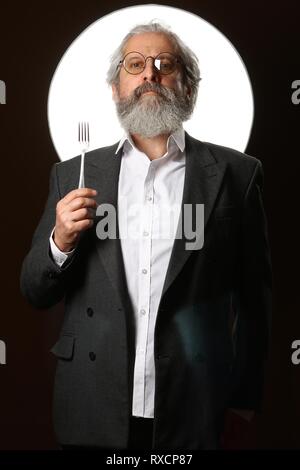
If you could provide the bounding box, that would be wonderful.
[48,4,254,161]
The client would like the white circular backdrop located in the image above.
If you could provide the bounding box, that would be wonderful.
[47,4,254,161]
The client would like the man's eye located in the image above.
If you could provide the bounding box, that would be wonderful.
[129,61,143,69]
[160,62,173,70]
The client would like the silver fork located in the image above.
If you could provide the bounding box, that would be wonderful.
[78,121,90,188]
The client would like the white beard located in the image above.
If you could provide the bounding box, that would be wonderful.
[115,82,192,138]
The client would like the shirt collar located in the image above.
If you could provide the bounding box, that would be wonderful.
[115,127,186,155]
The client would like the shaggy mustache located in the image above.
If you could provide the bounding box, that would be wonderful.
[133,81,172,100]
[117,82,175,114]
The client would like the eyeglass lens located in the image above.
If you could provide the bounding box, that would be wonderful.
[123,52,177,75]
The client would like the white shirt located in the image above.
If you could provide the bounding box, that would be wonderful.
[50,128,186,418]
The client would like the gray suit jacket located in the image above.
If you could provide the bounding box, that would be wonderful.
[20,133,272,450]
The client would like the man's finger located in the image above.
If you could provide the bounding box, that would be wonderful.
[69,208,95,222]
[72,218,94,232]
[58,197,98,216]
[67,197,98,212]
[62,188,98,204]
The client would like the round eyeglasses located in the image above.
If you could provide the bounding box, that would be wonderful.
[119,51,181,76]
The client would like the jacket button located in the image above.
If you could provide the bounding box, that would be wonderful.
[47,271,57,279]
[86,307,94,317]
[89,352,96,361]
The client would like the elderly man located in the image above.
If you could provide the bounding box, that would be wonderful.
[20,22,272,450]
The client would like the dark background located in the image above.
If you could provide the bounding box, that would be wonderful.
[0,0,299,450]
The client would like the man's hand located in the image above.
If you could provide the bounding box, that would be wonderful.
[53,188,98,252]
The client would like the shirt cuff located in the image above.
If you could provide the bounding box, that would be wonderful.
[49,228,75,268]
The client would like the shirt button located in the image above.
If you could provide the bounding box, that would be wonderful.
[143,231,149,237]
[147,196,152,201]
[140,309,146,315]
[89,352,96,361]
[142,269,147,274]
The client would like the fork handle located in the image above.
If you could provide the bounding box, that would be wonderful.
[78,152,85,189]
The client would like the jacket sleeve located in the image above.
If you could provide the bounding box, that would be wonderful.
[20,164,77,309]
[229,160,272,411]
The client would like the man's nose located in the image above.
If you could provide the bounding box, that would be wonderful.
[142,58,160,82]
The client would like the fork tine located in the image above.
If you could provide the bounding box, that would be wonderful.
[78,120,90,147]
[78,120,90,189]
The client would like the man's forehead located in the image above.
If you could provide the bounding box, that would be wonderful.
[123,32,176,55]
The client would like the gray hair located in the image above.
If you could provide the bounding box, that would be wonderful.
[107,21,201,110]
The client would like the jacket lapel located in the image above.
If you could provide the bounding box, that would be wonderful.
[161,133,227,298]
[84,145,131,313]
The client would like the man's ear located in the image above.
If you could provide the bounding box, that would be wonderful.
[185,85,192,100]
[112,83,119,102]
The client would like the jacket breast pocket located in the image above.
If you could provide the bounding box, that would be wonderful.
[50,334,75,360]
[214,205,239,220]
[214,206,240,239]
